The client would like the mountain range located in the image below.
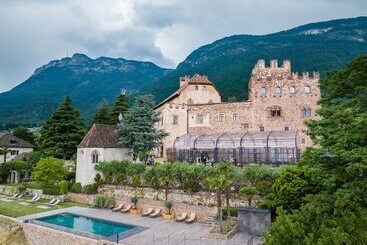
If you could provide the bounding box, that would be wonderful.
[0,16,366,126]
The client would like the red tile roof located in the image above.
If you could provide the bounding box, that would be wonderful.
[78,124,121,148]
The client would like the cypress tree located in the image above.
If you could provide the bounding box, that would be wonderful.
[109,92,129,124]
[39,96,84,159]
[92,101,111,125]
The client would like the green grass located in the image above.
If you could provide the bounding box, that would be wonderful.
[0,196,88,218]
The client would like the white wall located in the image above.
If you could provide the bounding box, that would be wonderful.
[75,147,132,186]
[0,147,33,163]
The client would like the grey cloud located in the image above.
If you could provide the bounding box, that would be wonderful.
[0,0,366,92]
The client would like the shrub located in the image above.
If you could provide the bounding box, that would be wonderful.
[222,207,238,218]
[183,180,200,193]
[17,184,26,194]
[71,182,82,193]
[92,195,116,208]
[83,183,98,194]
[65,172,76,182]
[31,157,67,186]
[130,196,139,209]
[94,173,102,186]
[42,186,60,195]
[59,180,69,194]
[165,200,173,215]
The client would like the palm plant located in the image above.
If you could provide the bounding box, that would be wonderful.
[165,200,173,215]
[0,147,11,163]
[206,163,232,233]
[130,196,139,209]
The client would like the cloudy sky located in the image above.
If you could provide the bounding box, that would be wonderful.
[0,0,366,92]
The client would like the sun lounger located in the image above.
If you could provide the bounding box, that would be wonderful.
[121,204,132,213]
[26,193,40,203]
[185,213,196,223]
[47,199,60,207]
[176,212,187,222]
[8,193,23,200]
[141,208,154,216]
[112,203,124,212]
[7,194,19,199]
[46,198,56,205]
[149,208,161,218]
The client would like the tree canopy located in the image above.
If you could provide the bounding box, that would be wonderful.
[31,157,67,186]
[13,126,35,145]
[39,96,84,159]
[92,100,111,125]
[118,94,167,162]
[109,92,129,124]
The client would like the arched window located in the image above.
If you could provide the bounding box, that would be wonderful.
[304,85,311,93]
[208,99,213,104]
[91,150,100,163]
[203,86,207,91]
[187,98,193,104]
[301,107,312,117]
[275,86,281,94]
[196,114,204,124]
[289,86,296,94]
[195,85,199,91]
[260,87,267,95]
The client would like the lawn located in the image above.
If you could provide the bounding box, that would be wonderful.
[0,196,88,217]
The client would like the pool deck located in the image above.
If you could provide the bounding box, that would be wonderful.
[19,207,262,245]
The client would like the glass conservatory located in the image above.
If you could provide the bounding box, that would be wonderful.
[173,131,300,165]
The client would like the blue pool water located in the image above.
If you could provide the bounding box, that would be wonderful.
[36,213,135,237]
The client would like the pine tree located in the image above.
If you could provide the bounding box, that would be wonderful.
[118,95,167,163]
[92,101,111,125]
[109,92,129,124]
[39,96,84,159]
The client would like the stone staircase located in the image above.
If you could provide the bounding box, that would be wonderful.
[203,212,216,226]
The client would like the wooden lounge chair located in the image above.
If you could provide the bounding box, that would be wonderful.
[121,204,132,213]
[141,208,154,216]
[185,213,196,223]
[47,199,60,207]
[176,212,187,222]
[149,208,161,218]
[112,203,124,212]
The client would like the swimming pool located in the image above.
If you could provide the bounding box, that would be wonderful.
[35,213,144,241]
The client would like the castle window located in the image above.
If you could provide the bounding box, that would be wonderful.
[196,114,204,124]
[187,98,193,105]
[289,86,296,94]
[195,85,199,91]
[304,85,311,93]
[267,106,282,117]
[203,86,207,91]
[260,87,267,95]
[275,86,281,94]
[172,115,178,125]
[302,138,306,144]
[208,99,213,104]
[232,112,239,121]
[92,151,100,164]
[260,125,265,132]
[10,139,16,144]
[284,126,289,131]
[301,107,312,117]
[218,113,225,122]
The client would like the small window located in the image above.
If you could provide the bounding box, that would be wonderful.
[92,151,100,163]
[301,138,306,144]
[195,85,199,91]
[275,86,281,94]
[260,125,265,132]
[11,150,19,156]
[267,106,282,117]
[301,107,312,117]
[203,86,207,91]
[172,115,178,125]
[284,126,289,131]
[233,112,239,121]
[169,104,173,108]
[304,85,311,93]
[187,98,193,105]
[175,104,179,109]
[289,86,296,94]
[10,139,16,144]
[260,87,267,95]
[218,113,225,122]
[196,114,204,124]
[208,99,213,104]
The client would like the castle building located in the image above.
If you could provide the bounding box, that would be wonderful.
[154,59,320,165]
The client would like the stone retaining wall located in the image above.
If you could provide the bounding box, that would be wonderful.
[22,222,120,245]
[0,184,65,200]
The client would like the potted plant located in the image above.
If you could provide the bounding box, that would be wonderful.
[130,196,140,214]
[163,200,174,220]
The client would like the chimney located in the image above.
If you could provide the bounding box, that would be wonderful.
[179,76,189,87]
